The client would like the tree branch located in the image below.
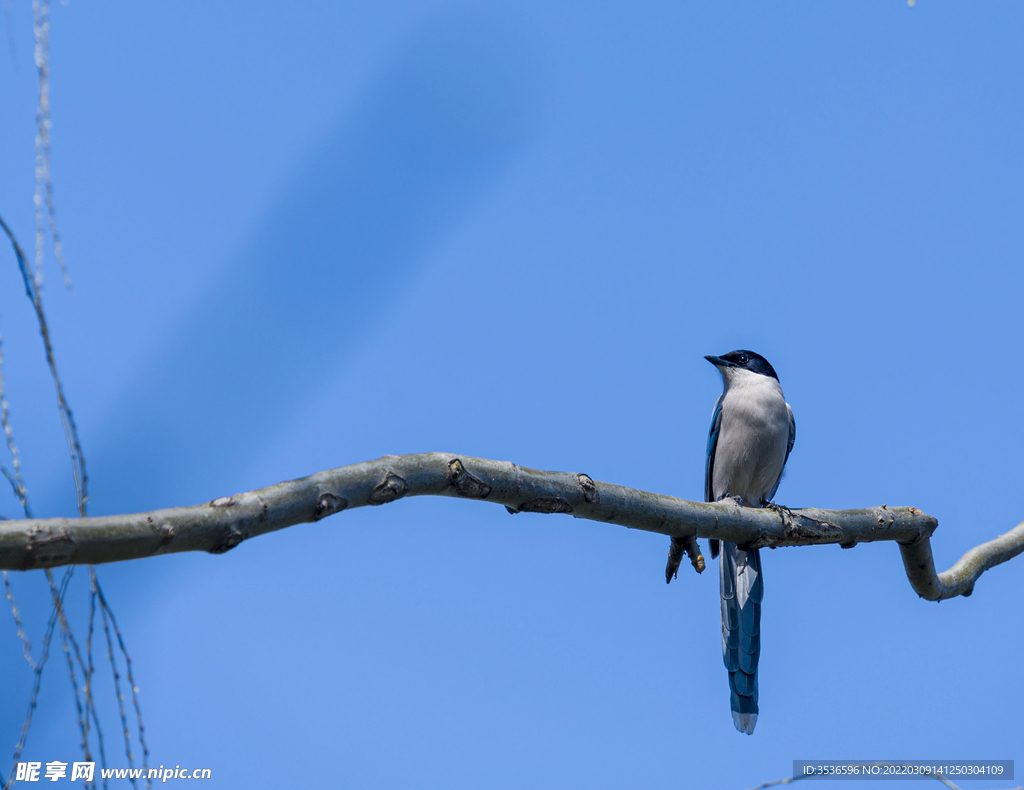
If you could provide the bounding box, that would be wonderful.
[0,453,1017,600]
[898,519,1024,600]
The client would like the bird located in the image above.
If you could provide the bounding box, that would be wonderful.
[667,350,795,735]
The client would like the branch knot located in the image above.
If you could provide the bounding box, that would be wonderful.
[368,472,408,505]
[448,459,491,499]
[314,492,348,520]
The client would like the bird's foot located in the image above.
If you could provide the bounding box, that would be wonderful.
[665,535,705,583]
[763,500,794,524]
[665,538,684,584]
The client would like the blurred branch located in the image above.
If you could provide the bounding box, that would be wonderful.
[0,452,1015,601]
[33,0,73,290]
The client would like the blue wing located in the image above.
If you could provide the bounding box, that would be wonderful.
[705,394,723,558]
[764,403,796,504]
[704,394,723,503]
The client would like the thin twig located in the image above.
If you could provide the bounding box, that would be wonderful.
[52,572,90,768]
[5,567,73,790]
[3,191,104,785]
[32,0,72,291]
[98,589,138,790]
[94,576,149,788]
[0,321,30,513]
[47,568,96,781]
[87,571,108,789]
[2,570,35,670]
[0,309,36,673]
[0,211,86,518]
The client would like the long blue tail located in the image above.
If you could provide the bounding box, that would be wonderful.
[720,542,762,734]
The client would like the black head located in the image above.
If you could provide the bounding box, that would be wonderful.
[704,350,779,381]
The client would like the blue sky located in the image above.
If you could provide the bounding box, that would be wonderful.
[1,1,1022,787]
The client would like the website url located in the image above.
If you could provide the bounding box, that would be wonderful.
[15,762,211,782]
[102,766,212,781]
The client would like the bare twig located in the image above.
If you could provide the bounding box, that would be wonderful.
[48,568,92,771]
[32,0,72,291]
[2,570,34,669]
[0,452,1015,602]
[2,199,108,783]
[0,321,30,513]
[4,567,72,790]
[87,573,109,788]
[98,595,133,787]
[3,32,124,779]
[93,572,149,788]
[0,312,38,675]
[0,211,87,517]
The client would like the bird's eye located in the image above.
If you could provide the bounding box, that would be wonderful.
[738,354,748,364]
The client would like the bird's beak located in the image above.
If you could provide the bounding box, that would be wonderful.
[704,354,731,368]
